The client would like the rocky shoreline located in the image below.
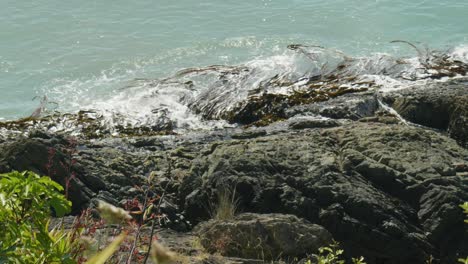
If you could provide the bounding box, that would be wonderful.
[0,77,467,263]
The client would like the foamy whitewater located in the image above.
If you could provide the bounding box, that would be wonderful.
[1,1,468,132]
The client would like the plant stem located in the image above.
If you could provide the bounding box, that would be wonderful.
[143,191,165,264]
[142,218,157,264]
[126,188,151,264]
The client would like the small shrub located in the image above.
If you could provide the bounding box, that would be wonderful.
[306,242,366,264]
[0,169,171,263]
[0,171,72,263]
[460,202,468,224]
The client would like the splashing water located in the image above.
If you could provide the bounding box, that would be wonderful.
[1,0,468,120]
[28,44,465,134]
[0,43,467,138]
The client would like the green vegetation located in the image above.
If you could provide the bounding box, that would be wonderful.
[0,171,128,264]
[459,203,468,264]
[306,242,366,264]
[1,170,466,263]
[461,202,468,224]
[0,170,165,263]
[0,171,73,263]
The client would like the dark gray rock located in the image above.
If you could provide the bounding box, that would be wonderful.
[0,135,150,213]
[180,123,468,264]
[196,213,333,261]
[285,91,379,120]
[130,136,165,150]
[382,79,468,148]
[0,136,92,212]
[1,80,467,264]
[289,118,340,130]
[231,129,267,139]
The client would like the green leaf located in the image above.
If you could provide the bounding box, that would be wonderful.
[0,193,6,206]
[0,171,74,262]
[50,195,72,217]
[36,229,52,249]
[38,176,64,191]
[24,184,30,197]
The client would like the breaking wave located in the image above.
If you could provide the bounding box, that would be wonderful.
[29,42,468,136]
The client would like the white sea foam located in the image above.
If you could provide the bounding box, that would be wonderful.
[378,100,409,125]
[450,45,468,63]
[37,44,468,134]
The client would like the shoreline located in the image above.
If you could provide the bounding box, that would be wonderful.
[0,75,467,263]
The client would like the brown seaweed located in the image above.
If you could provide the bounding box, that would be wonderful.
[391,40,468,80]
[3,42,466,135]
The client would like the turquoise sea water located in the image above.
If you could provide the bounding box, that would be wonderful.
[1,0,467,120]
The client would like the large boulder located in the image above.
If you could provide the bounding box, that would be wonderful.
[0,79,466,264]
[180,122,468,264]
[382,79,468,148]
[0,134,148,213]
[0,135,92,212]
[196,213,333,261]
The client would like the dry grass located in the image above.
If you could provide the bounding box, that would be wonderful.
[211,188,239,221]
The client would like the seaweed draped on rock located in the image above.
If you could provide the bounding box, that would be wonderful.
[0,78,467,264]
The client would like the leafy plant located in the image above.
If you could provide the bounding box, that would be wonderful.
[460,202,468,224]
[459,203,468,264]
[0,169,169,263]
[0,170,72,263]
[306,242,366,264]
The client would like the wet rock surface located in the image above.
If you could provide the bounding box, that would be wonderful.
[0,80,467,264]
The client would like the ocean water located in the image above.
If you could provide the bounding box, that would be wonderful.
[1,0,467,126]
